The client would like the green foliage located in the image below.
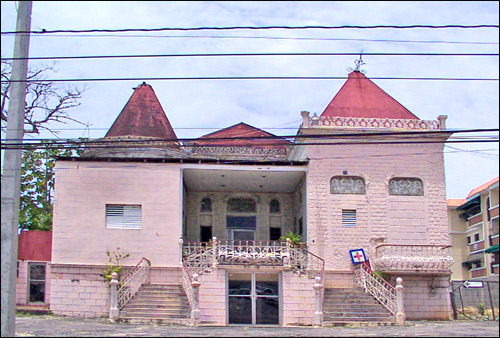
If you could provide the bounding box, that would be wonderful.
[18,140,87,231]
[279,231,302,245]
[104,247,130,285]
[477,302,486,316]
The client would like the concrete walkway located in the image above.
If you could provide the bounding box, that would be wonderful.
[14,315,499,337]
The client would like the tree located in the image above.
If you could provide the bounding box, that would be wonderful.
[1,59,86,136]
[19,141,86,231]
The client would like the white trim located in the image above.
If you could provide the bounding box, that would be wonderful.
[466,222,483,233]
[179,163,307,172]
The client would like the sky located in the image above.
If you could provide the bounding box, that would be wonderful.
[1,1,499,199]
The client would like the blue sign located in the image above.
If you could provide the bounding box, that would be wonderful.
[349,249,367,264]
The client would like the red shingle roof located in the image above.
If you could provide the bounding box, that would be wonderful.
[193,122,291,147]
[466,177,499,199]
[320,71,420,120]
[105,82,178,142]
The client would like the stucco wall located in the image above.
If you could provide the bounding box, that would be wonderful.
[305,141,449,271]
[52,161,182,267]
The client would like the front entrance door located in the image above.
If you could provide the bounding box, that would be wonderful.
[228,272,280,325]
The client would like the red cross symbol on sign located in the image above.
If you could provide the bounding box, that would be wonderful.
[353,251,364,261]
[350,249,366,264]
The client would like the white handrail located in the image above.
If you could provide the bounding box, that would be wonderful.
[354,262,397,315]
[117,257,151,310]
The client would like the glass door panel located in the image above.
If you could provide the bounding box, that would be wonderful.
[228,272,280,325]
[228,273,252,324]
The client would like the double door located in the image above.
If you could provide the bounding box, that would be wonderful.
[227,272,280,325]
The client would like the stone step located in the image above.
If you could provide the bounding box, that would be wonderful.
[121,311,190,318]
[117,317,191,325]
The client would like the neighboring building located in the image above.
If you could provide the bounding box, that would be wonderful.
[16,231,52,307]
[447,177,499,281]
[50,69,455,325]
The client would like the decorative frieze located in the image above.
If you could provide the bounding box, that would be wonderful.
[389,177,424,196]
[330,176,366,194]
[308,116,441,130]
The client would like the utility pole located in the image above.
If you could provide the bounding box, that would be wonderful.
[1,1,32,336]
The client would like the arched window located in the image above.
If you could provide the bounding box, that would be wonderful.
[330,176,366,195]
[270,199,280,214]
[201,197,212,212]
[389,177,424,196]
[227,198,257,213]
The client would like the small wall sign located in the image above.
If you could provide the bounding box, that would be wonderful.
[349,248,367,264]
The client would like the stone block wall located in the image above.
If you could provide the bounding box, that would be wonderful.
[389,275,452,320]
[49,264,109,318]
[198,268,227,325]
[305,141,449,271]
[282,270,316,326]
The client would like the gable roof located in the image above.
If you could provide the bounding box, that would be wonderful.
[320,71,420,120]
[466,176,499,199]
[105,82,178,141]
[193,122,291,147]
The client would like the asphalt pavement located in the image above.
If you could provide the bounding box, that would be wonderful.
[13,315,500,337]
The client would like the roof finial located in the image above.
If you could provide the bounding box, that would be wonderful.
[348,50,366,74]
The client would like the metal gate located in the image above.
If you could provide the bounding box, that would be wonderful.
[450,280,499,320]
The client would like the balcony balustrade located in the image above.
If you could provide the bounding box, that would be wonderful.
[182,238,324,280]
[371,244,454,275]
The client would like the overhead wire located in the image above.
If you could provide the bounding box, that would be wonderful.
[2,52,498,61]
[2,24,499,35]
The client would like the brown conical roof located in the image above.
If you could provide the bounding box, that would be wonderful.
[105,82,179,141]
[320,71,419,120]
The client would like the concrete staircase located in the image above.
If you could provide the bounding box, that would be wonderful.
[322,287,395,326]
[117,283,191,325]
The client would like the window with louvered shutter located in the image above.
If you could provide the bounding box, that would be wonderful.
[342,210,357,226]
[106,204,142,229]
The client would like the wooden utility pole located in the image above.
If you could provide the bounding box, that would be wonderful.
[1,1,32,336]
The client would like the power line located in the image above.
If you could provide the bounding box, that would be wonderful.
[2,24,499,35]
[2,76,498,83]
[1,128,497,149]
[2,52,498,61]
[9,33,498,45]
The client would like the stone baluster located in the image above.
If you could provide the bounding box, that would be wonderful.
[191,273,201,326]
[109,272,119,322]
[178,236,184,265]
[395,277,405,326]
[212,237,218,267]
[313,276,324,326]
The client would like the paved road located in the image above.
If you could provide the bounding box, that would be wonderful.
[14,315,499,337]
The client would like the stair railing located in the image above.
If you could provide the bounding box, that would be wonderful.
[354,261,397,315]
[117,257,151,310]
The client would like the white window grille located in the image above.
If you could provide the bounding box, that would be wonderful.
[342,209,357,226]
[106,204,142,229]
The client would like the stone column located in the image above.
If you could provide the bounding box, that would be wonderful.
[313,276,324,326]
[109,272,119,322]
[395,277,406,326]
[191,273,201,326]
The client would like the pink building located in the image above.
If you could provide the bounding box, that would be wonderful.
[50,69,454,325]
[16,231,52,309]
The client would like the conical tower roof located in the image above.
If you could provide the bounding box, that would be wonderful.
[105,82,179,141]
[320,71,419,120]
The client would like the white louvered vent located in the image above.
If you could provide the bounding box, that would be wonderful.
[342,209,357,226]
[106,204,142,229]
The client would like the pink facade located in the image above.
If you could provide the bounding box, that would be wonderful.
[49,72,455,324]
[16,231,52,307]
